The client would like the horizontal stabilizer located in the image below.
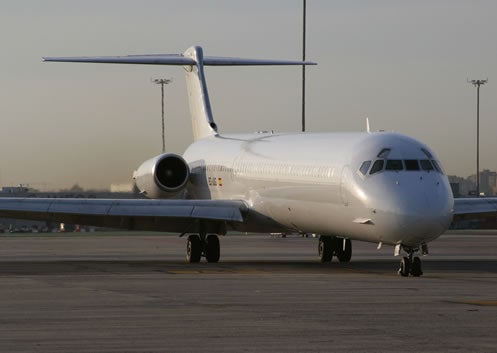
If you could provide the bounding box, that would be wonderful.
[43,54,317,66]
[43,45,317,141]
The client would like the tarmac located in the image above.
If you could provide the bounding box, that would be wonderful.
[0,231,496,352]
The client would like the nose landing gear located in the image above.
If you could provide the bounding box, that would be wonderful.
[398,246,423,277]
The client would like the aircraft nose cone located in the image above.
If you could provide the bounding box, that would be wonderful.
[396,205,451,245]
[375,177,453,247]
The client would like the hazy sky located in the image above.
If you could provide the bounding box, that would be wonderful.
[0,0,496,190]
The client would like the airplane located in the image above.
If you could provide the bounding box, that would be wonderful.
[0,45,495,277]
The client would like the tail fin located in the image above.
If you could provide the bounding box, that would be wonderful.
[182,46,218,140]
[44,46,316,141]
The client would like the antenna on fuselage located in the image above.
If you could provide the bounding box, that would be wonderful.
[366,117,371,133]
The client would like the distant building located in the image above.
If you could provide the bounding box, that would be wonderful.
[449,181,460,198]
[448,175,475,197]
[448,170,497,197]
[480,169,497,196]
[0,186,31,194]
[110,183,135,193]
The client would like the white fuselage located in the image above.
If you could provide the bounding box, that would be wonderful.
[183,131,454,248]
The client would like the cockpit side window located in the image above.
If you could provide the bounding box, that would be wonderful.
[421,148,433,159]
[377,148,391,158]
[385,160,403,171]
[420,159,434,171]
[431,160,444,174]
[370,160,384,174]
[405,160,420,171]
[359,160,372,175]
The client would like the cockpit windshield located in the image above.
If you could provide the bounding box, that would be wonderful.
[358,147,445,176]
[420,160,434,171]
[369,160,384,175]
[385,160,403,171]
[404,160,419,171]
[431,160,443,173]
[359,158,444,176]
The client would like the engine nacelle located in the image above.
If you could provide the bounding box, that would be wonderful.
[133,153,190,199]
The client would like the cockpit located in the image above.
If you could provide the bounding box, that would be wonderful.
[358,147,444,176]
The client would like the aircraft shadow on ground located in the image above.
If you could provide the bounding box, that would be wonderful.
[0,259,496,276]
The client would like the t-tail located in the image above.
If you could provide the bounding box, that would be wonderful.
[182,46,218,140]
[43,46,316,141]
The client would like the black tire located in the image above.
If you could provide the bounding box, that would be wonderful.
[410,257,423,277]
[318,236,333,262]
[186,234,202,263]
[330,236,340,256]
[398,256,410,277]
[205,234,220,263]
[337,238,352,262]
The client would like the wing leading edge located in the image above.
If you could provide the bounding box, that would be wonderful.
[0,198,247,234]
[453,197,497,221]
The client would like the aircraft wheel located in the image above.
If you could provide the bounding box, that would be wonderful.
[318,236,332,262]
[337,238,352,262]
[410,257,423,277]
[205,234,220,263]
[186,234,202,263]
[398,256,410,277]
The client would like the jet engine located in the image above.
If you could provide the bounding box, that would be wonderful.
[133,153,190,199]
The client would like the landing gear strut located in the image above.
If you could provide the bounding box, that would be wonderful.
[398,247,423,277]
[318,235,352,263]
[186,233,220,263]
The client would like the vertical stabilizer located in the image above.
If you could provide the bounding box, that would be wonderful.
[183,46,218,141]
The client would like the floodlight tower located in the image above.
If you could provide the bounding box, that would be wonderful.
[152,78,173,153]
[468,78,488,197]
[301,0,307,132]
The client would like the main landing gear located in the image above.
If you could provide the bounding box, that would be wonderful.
[398,247,423,277]
[186,234,220,263]
[318,235,352,263]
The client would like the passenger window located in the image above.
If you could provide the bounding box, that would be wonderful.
[359,161,372,175]
[386,160,403,171]
[420,160,434,171]
[404,160,420,171]
[370,160,384,174]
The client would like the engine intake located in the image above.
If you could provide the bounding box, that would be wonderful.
[133,153,190,199]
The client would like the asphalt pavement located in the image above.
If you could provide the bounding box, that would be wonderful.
[0,232,496,352]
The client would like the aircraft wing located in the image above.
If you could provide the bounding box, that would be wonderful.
[0,198,247,233]
[453,197,497,221]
